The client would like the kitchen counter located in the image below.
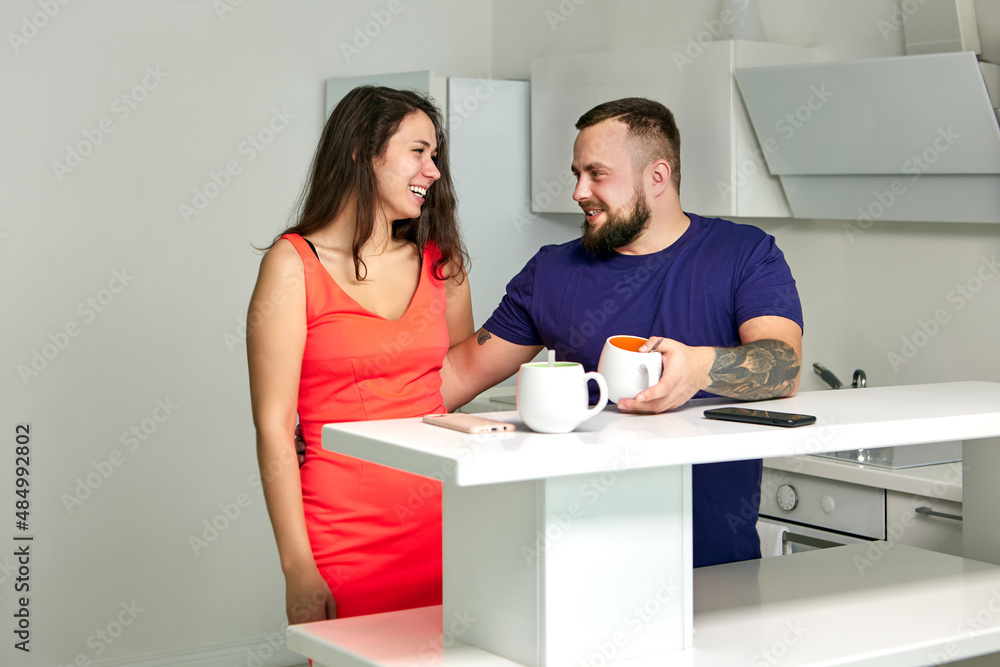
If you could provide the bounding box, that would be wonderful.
[289,381,1000,667]
[763,455,963,502]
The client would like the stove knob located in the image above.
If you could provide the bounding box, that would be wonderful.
[776,484,798,511]
[821,495,835,514]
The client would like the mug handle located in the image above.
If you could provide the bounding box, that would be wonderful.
[582,372,609,421]
[641,356,662,390]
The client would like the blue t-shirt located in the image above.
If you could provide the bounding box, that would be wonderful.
[484,213,803,567]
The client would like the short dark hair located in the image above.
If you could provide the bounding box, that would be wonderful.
[273,86,466,282]
[576,97,681,192]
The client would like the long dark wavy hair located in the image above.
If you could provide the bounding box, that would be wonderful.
[270,85,467,282]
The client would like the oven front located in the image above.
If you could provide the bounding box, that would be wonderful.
[759,468,885,554]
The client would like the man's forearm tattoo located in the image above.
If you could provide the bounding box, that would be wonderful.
[477,329,491,345]
[706,339,800,400]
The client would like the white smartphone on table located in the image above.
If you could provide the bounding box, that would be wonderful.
[422,413,515,434]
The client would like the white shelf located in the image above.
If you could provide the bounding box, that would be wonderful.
[286,606,522,667]
[694,542,1000,666]
[288,543,1000,667]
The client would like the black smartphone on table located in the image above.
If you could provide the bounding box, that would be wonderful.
[703,407,816,428]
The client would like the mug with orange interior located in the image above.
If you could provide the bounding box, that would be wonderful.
[597,335,663,403]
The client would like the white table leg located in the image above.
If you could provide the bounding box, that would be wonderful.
[442,464,693,667]
[962,436,1000,565]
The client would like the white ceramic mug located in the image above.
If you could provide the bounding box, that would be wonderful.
[516,362,609,434]
[597,335,663,403]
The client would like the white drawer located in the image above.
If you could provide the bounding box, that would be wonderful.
[886,490,963,557]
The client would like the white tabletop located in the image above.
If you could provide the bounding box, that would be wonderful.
[323,382,1000,486]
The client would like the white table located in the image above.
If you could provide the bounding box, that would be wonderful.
[287,381,1000,667]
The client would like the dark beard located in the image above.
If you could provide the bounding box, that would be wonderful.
[580,184,651,256]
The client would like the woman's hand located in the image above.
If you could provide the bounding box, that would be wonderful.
[285,565,337,624]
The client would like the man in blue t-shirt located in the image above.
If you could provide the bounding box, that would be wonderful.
[442,97,803,568]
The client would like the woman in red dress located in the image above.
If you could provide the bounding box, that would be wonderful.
[247,86,473,623]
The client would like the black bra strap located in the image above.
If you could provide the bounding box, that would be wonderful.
[303,238,319,259]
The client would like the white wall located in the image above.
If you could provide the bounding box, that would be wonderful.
[492,0,1000,392]
[4,1,1000,666]
[1,2,490,666]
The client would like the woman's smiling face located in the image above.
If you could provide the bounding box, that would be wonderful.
[374,110,441,223]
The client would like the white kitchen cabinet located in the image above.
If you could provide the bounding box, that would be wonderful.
[530,40,813,217]
[887,491,964,557]
[734,53,1000,223]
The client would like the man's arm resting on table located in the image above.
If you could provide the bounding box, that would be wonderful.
[441,328,542,412]
[618,315,802,414]
[706,337,800,400]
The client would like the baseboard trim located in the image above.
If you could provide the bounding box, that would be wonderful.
[90,631,304,667]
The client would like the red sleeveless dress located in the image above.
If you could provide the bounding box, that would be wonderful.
[284,233,445,618]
